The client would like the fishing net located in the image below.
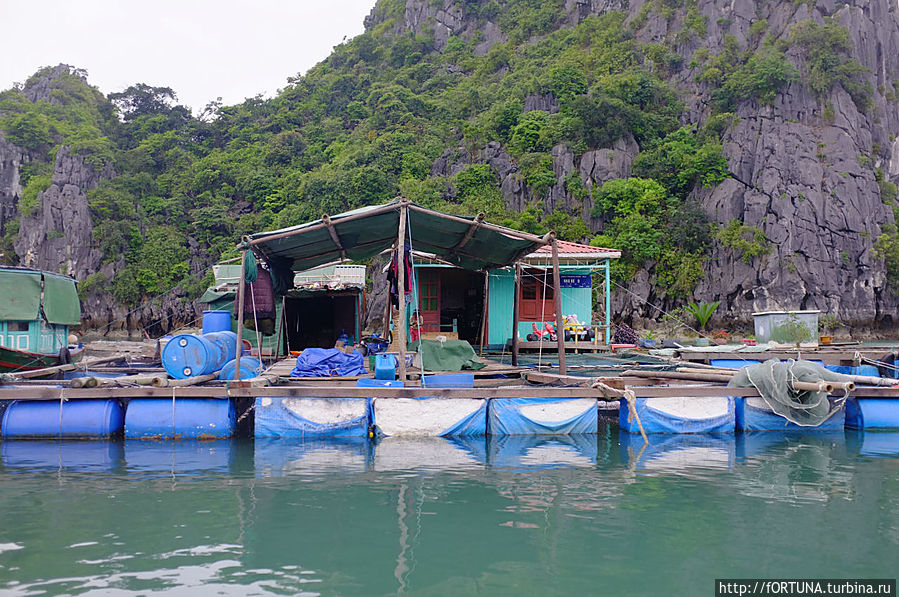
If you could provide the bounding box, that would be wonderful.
[727,359,852,426]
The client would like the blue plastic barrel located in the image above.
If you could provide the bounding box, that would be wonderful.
[219,357,264,381]
[1,399,125,438]
[375,354,397,380]
[162,331,238,379]
[202,310,232,334]
[846,398,899,429]
[124,398,236,439]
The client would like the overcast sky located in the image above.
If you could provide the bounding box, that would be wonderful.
[0,0,376,113]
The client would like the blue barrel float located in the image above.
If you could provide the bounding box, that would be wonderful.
[219,357,264,381]
[1,399,125,438]
[125,398,236,439]
[162,331,238,379]
[845,398,899,429]
[202,310,232,334]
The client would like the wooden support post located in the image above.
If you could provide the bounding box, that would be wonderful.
[512,263,521,367]
[275,295,286,358]
[551,237,567,375]
[478,271,489,356]
[604,258,611,345]
[396,202,408,383]
[234,248,247,381]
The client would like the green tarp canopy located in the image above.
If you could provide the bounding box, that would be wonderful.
[43,273,81,325]
[248,200,548,273]
[0,269,41,321]
[0,268,80,325]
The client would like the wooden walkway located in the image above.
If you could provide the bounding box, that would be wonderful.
[266,355,530,384]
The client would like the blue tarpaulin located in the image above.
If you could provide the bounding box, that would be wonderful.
[255,397,371,437]
[290,348,366,377]
[619,396,735,434]
[489,398,598,435]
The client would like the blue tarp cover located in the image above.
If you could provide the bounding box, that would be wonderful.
[255,397,371,438]
[290,348,366,377]
[489,398,597,435]
[735,397,844,431]
[438,401,488,436]
[619,396,735,434]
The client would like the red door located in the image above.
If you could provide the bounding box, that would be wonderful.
[418,269,440,332]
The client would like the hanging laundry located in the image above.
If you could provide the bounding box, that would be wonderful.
[234,267,276,335]
[387,241,413,308]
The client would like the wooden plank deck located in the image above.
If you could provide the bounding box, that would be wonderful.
[265,355,529,382]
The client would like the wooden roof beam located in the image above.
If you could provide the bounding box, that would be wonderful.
[450,212,485,255]
[322,214,347,260]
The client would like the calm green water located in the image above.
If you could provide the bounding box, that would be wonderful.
[0,430,897,596]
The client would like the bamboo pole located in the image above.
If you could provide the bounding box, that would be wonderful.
[478,272,489,356]
[168,373,221,387]
[10,355,124,380]
[397,202,408,383]
[551,237,567,375]
[275,295,286,358]
[512,262,521,367]
[234,248,247,381]
[622,369,734,383]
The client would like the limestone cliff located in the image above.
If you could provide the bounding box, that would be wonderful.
[389,0,899,328]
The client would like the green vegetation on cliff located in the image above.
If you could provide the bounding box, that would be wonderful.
[3,0,869,311]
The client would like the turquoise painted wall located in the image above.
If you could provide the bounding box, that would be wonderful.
[487,270,515,345]
[0,320,67,354]
[486,268,596,346]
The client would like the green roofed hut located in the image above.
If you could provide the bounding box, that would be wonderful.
[239,198,620,380]
[199,262,366,355]
[0,266,84,372]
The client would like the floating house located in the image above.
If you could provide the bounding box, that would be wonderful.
[0,266,83,371]
[199,263,366,354]
[412,240,619,347]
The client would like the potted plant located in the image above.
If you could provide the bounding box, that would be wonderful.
[685,301,720,346]
[819,314,842,345]
[771,313,813,347]
[709,329,729,345]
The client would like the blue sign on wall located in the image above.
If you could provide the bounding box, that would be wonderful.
[560,274,592,288]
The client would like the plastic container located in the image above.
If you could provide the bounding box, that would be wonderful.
[1,399,125,438]
[423,373,474,388]
[124,398,236,439]
[375,354,397,380]
[202,310,232,334]
[219,357,264,381]
[162,331,238,379]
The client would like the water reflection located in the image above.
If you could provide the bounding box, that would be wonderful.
[734,431,855,503]
[488,434,597,469]
[254,437,371,478]
[0,430,897,596]
[124,439,237,478]
[619,433,735,477]
[1,440,124,473]
[845,430,899,458]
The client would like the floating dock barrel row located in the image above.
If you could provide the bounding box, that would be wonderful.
[254,376,599,438]
[1,397,236,440]
[1,399,125,439]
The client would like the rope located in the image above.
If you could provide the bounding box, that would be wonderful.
[57,386,66,438]
[623,389,648,444]
[250,282,262,356]
[171,386,177,439]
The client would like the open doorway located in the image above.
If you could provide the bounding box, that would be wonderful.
[416,268,485,344]
[283,293,358,351]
